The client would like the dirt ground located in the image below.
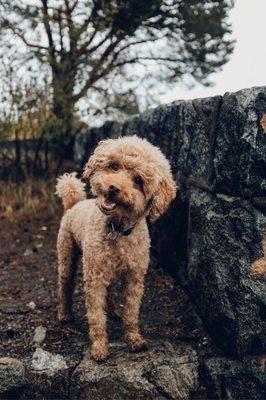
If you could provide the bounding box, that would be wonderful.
[0,209,219,364]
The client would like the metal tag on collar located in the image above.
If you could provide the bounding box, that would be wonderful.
[107,221,118,240]
[110,221,115,231]
[107,220,134,237]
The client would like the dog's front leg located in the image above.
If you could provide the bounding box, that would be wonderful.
[123,270,148,352]
[84,269,109,361]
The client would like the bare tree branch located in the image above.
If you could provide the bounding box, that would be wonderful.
[78,29,113,58]
[63,0,76,53]
[74,35,124,100]
[57,8,64,54]
[70,0,79,13]
[41,0,56,62]
[3,21,47,51]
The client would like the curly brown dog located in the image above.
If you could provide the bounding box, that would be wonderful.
[56,135,177,361]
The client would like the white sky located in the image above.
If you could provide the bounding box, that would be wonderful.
[161,0,266,103]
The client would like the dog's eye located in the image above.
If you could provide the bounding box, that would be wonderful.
[134,176,143,185]
[109,163,119,171]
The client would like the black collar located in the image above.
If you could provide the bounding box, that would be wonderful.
[107,219,135,236]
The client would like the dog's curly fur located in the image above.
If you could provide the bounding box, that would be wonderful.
[56,135,177,361]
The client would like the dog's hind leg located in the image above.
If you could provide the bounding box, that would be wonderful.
[57,227,78,323]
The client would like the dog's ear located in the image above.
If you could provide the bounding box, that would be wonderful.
[83,139,113,180]
[149,174,177,223]
[83,154,99,180]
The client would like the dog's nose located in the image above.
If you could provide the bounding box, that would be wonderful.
[108,184,120,195]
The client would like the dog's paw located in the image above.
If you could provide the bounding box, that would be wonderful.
[126,334,149,352]
[90,341,109,361]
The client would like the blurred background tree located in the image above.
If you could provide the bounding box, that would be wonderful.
[0,0,235,174]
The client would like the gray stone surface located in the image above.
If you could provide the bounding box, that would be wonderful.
[187,187,266,356]
[0,357,27,395]
[203,356,266,400]
[70,341,199,400]
[214,87,266,197]
[0,342,201,399]
[147,360,198,400]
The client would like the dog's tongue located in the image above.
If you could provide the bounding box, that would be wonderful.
[102,198,116,211]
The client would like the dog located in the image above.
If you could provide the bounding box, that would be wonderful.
[56,135,177,361]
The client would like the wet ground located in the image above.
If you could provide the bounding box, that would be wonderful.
[0,211,219,366]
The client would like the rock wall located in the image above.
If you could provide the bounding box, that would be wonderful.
[122,87,266,359]
[74,87,266,359]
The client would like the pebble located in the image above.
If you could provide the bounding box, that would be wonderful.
[33,326,47,344]
[28,301,36,310]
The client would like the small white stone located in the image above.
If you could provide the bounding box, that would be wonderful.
[28,301,36,310]
[31,348,67,376]
[23,248,33,256]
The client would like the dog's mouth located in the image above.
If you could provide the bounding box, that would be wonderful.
[97,190,131,215]
[99,197,117,214]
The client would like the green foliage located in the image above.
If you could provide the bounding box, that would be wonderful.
[91,0,162,35]
[177,0,235,82]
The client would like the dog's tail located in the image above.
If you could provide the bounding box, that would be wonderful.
[56,172,86,211]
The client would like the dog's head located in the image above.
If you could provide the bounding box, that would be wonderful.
[83,136,177,222]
